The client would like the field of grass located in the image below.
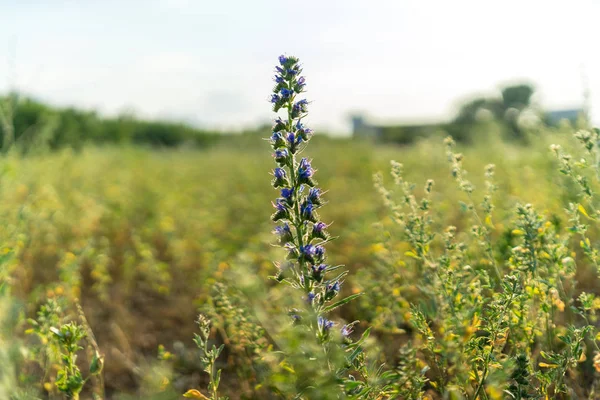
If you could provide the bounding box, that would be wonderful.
[2,124,600,398]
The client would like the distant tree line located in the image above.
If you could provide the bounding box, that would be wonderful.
[0,94,223,151]
[367,83,584,145]
[446,83,535,142]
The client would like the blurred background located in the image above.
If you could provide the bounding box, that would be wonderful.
[0,1,599,399]
[0,0,598,137]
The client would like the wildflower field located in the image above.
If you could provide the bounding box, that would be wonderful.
[2,56,600,399]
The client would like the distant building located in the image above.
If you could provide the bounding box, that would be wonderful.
[351,115,382,140]
[352,105,587,145]
[351,114,444,144]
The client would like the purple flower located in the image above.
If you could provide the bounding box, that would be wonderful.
[286,132,301,152]
[299,244,317,263]
[279,55,287,65]
[313,221,326,231]
[301,244,315,255]
[275,66,284,74]
[274,223,291,235]
[310,263,327,282]
[301,201,316,222]
[274,149,288,163]
[273,117,287,132]
[325,281,340,293]
[308,188,321,204]
[287,68,298,76]
[314,245,325,261]
[312,221,329,240]
[307,292,316,304]
[271,131,285,148]
[290,310,302,324]
[301,127,313,140]
[274,75,284,83]
[273,198,287,212]
[273,223,293,244]
[271,198,289,222]
[299,158,312,174]
[325,281,340,303]
[271,131,282,141]
[274,167,286,180]
[311,264,327,273]
[298,158,314,183]
[293,99,309,115]
[318,316,335,331]
[271,94,281,103]
[281,187,293,200]
[286,132,296,145]
[297,76,306,87]
[272,167,287,188]
[280,88,294,99]
[295,121,314,141]
[341,324,354,337]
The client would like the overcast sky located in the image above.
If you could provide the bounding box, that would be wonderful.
[0,0,598,134]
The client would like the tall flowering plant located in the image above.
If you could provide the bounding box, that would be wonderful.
[268,55,361,343]
[266,55,409,399]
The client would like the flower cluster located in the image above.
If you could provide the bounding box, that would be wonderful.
[268,55,354,342]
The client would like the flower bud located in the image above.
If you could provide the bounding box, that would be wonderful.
[273,117,287,132]
[340,323,354,337]
[271,93,286,112]
[301,201,317,222]
[314,245,326,262]
[310,264,327,282]
[280,88,294,99]
[274,149,289,165]
[318,316,335,336]
[286,243,300,260]
[312,221,329,240]
[273,223,293,244]
[300,245,313,262]
[272,167,288,188]
[286,132,301,153]
[298,158,315,186]
[308,187,322,205]
[325,281,340,301]
[281,188,294,205]
[295,76,306,92]
[291,99,309,118]
[271,198,289,222]
[270,131,286,149]
[289,309,302,324]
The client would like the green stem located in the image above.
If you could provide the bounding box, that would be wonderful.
[211,356,218,399]
[472,293,515,400]
[466,192,502,283]
[285,97,306,287]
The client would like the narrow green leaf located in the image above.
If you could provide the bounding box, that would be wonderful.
[322,293,363,313]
